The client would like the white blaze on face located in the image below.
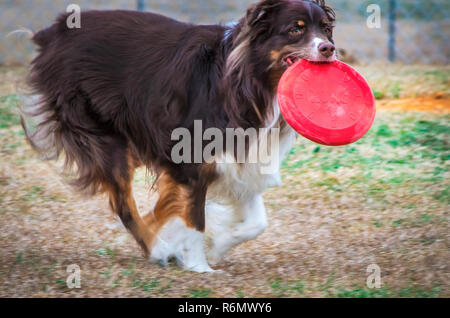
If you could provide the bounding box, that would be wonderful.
[313,37,325,49]
[309,37,336,62]
[311,37,325,60]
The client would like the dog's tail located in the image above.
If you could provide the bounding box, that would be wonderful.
[7,27,35,40]
[20,24,115,195]
[19,88,111,196]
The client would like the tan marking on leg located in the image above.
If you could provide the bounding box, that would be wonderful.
[105,152,152,256]
[143,172,194,247]
[143,164,217,247]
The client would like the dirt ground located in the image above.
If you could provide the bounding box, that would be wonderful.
[0,66,448,298]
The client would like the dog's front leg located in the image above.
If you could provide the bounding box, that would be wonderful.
[149,217,216,273]
[206,194,268,265]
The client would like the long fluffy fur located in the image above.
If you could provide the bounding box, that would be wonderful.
[22,0,335,257]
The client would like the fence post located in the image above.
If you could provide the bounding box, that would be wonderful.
[388,0,397,62]
[137,0,146,11]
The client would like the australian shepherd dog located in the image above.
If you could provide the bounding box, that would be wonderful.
[22,0,336,272]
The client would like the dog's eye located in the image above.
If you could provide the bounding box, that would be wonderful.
[289,25,305,36]
[322,23,334,36]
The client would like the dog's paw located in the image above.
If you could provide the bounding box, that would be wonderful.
[182,262,218,273]
[206,235,231,265]
[149,238,175,267]
[206,247,227,266]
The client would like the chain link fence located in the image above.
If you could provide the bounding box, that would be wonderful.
[1,0,449,65]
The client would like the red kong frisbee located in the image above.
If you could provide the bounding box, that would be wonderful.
[277,60,376,146]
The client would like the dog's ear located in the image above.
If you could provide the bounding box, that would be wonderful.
[312,0,336,23]
[245,0,281,26]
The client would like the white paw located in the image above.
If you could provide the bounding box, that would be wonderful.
[182,262,217,273]
[149,237,174,266]
[206,246,230,266]
[206,234,232,265]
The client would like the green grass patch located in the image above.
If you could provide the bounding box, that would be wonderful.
[16,252,23,264]
[282,114,448,206]
[189,288,212,298]
[336,287,389,298]
[397,286,441,298]
[434,186,449,204]
[376,124,393,137]
[270,278,305,297]
[336,285,441,298]
[389,82,402,99]
[56,279,68,290]
[424,70,449,84]
[138,279,160,294]
[19,186,45,202]
[373,90,385,100]
[0,94,20,129]
[95,247,117,259]
[421,214,432,223]
[372,219,383,228]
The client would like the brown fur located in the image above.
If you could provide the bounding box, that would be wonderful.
[22,0,335,258]
[144,164,217,248]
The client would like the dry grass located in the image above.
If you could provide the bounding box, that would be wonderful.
[0,66,448,298]
[358,64,450,99]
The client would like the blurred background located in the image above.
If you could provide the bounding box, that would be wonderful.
[0,0,449,65]
[0,0,448,298]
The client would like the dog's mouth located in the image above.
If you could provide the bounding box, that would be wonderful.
[282,55,299,67]
[282,54,336,68]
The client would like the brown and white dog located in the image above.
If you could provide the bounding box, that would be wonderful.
[22,0,336,272]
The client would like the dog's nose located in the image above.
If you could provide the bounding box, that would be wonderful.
[318,42,335,58]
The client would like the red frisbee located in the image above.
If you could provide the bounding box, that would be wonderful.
[277,60,376,146]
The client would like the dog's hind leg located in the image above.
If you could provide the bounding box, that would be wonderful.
[143,171,216,273]
[103,150,153,257]
[21,94,154,256]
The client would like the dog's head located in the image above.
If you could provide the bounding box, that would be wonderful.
[240,0,336,68]
[224,0,336,127]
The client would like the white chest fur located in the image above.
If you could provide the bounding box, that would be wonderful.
[208,121,296,203]
[202,120,296,265]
